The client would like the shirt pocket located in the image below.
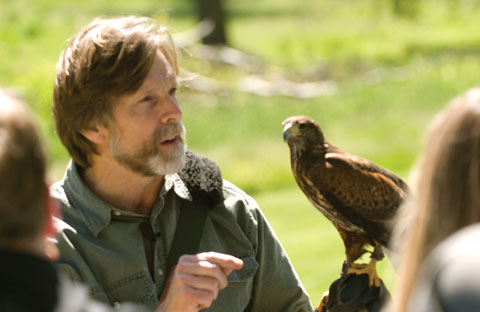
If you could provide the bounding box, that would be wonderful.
[89,284,110,304]
[102,271,157,309]
[227,255,259,283]
[206,256,259,312]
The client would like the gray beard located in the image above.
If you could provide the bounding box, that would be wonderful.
[109,122,186,177]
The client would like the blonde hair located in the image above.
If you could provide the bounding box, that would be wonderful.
[0,89,47,247]
[392,87,480,312]
[53,16,179,168]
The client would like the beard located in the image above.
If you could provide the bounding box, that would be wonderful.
[108,122,186,177]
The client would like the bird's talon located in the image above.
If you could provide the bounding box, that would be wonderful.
[346,261,381,288]
[315,290,330,312]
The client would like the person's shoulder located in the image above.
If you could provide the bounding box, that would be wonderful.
[50,178,79,221]
[432,223,480,263]
[213,179,264,240]
[424,224,480,282]
[50,176,85,237]
[221,179,260,213]
[50,180,68,203]
[421,224,480,312]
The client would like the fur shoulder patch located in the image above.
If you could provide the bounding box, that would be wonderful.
[178,151,224,205]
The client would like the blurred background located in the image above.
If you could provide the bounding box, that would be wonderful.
[2,0,480,306]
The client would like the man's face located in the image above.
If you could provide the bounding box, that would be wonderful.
[106,50,186,176]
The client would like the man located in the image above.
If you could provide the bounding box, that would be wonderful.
[0,89,145,312]
[52,16,313,311]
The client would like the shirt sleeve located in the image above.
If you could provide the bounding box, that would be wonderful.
[250,207,314,311]
[223,181,313,312]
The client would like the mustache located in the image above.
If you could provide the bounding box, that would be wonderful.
[154,121,186,143]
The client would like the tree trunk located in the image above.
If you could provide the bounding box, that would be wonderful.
[393,0,401,15]
[392,0,419,17]
[196,0,228,45]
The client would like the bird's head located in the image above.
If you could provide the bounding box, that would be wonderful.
[282,115,325,154]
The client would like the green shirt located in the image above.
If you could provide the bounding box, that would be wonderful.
[52,160,313,311]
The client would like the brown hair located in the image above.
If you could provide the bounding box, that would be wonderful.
[392,87,480,312]
[0,89,47,248]
[53,16,179,168]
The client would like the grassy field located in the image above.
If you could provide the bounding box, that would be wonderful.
[2,0,480,307]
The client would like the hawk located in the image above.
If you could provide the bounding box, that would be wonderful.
[282,115,408,288]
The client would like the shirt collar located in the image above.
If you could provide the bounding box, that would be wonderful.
[62,161,192,237]
[163,173,192,202]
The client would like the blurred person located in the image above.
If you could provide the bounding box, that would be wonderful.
[408,223,480,311]
[0,88,146,312]
[51,16,313,312]
[389,87,480,312]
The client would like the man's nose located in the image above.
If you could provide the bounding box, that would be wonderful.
[160,96,182,125]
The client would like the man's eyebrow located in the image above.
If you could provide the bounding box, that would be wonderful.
[135,85,157,97]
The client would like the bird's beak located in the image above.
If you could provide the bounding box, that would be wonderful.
[283,122,300,142]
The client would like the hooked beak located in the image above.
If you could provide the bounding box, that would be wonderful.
[283,122,300,142]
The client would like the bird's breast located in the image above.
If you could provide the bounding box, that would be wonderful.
[296,171,364,233]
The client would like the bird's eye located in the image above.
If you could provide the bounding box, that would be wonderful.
[299,123,307,130]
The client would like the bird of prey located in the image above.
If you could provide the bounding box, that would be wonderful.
[282,115,408,287]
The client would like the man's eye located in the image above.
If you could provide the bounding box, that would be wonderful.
[141,95,153,103]
[169,88,177,96]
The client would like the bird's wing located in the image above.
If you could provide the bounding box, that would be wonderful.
[317,151,408,223]
[302,151,408,245]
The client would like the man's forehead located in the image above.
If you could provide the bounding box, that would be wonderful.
[154,50,177,78]
[140,50,177,88]
[113,51,177,107]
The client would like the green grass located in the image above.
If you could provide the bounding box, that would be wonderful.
[2,0,480,307]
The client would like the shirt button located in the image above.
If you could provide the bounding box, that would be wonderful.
[112,210,122,216]
[158,269,164,276]
[113,302,121,309]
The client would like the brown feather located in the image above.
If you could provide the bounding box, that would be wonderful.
[283,115,409,262]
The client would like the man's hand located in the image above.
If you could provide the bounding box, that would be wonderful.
[157,252,244,312]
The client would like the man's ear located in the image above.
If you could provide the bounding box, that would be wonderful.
[80,125,107,144]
